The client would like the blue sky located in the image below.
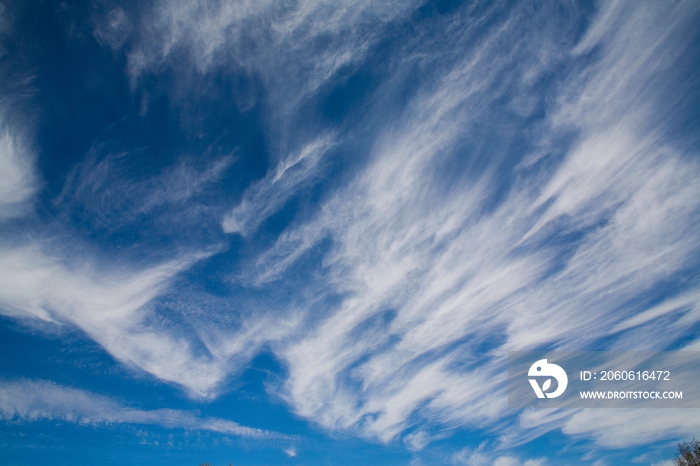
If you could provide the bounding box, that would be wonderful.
[0,0,699,464]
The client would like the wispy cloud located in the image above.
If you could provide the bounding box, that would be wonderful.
[0,379,289,439]
[0,243,230,396]
[515,403,700,451]
[0,105,237,397]
[226,0,700,446]
[451,445,547,466]
[222,134,335,236]
[0,116,36,221]
[562,408,700,449]
[125,0,421,110]
[57,142,235,232]
[0,125,297,400]
[92,7,131,53]
[0,89,292,401]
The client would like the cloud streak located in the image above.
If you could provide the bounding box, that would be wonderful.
[0,379,288,439]
[0,242,230,396]
[57,142,235,232]
[0,116,36,221]
[125,0,421,114]
[517,405,700,451]
[222,134,335,236]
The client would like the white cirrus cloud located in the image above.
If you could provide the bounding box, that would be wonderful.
[227,0,700,447]
[223,134,336,236]
[554,408,700,449]
[125,0,421,110]
[451,445,547,466]
[0,117,36,221]
[0,378,290,440]
[92,7,131,52]
[0,243,227,397]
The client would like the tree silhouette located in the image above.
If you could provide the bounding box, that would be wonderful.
[674,439,700,466]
